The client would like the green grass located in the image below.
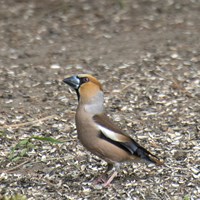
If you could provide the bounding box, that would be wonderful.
[8,136,64,161]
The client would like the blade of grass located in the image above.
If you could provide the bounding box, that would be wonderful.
[31,136,64,144]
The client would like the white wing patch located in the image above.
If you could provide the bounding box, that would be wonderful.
[97,125,121,142]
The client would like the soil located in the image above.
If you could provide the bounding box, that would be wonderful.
[0,0,199,199]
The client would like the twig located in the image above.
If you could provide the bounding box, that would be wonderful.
[0,115,58,129]
[164,163,190,171]
[0,157,33,173]
[117,81,136,93]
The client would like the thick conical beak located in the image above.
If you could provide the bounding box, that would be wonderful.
[63,76,80,89]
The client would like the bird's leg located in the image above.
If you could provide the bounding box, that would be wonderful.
[103,171,118,187]
[103,163,119,187]
[93,163,113,184]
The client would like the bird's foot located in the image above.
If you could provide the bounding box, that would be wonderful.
[93,174,107,185]
[93,171,118,187]
[103,171,118,187]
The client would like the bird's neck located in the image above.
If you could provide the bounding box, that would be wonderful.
[80,91,104,115]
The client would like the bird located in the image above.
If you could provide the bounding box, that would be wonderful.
[63,74,163,187]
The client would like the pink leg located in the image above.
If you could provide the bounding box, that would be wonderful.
[103,171,118,187]
[93,173,107,184]
[93,163,119,187]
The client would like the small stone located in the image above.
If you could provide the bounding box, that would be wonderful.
[171,53,179,59]
[50,64,60,69]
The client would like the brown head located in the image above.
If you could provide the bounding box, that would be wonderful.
[63,74,103,104]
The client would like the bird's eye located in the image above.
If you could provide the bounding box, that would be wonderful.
[81,77,89,83]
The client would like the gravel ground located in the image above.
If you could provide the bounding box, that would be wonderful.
[0,0,200,199]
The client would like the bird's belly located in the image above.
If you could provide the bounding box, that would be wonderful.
[77,127,131,163]
[94,139,132,163]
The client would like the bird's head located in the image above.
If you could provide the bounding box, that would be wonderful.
[63,74,103,103]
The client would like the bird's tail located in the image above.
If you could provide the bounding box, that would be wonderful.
[126,139,164,165]
[115,136,164,165]
[146,152,164,165]
[136,145,164,165]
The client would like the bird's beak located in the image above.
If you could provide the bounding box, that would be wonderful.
[63,76,80,89]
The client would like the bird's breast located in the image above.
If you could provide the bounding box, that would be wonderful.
[75,109,98,147]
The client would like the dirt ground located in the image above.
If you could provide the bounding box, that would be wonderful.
[0,0,200,199]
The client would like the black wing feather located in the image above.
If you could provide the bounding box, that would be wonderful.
[99,132,160,164]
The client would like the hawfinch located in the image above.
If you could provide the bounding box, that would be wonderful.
[63,74,163,186]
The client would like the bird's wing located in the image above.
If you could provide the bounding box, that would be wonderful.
[93,113,130,141]
[93,113,163,165]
